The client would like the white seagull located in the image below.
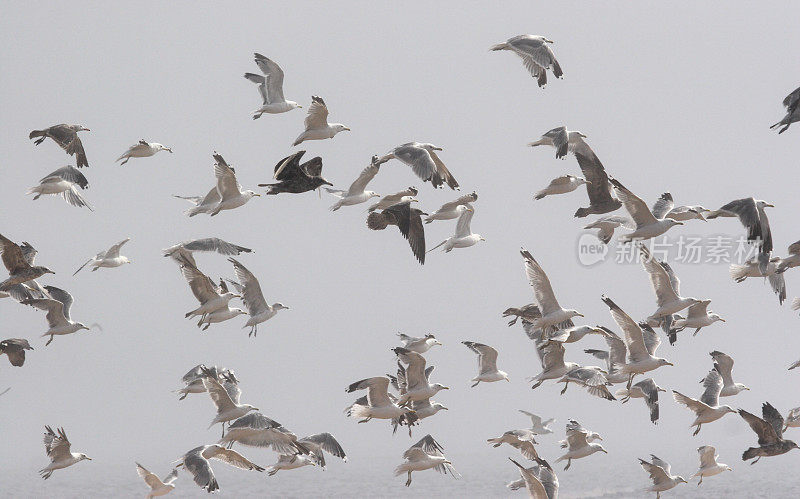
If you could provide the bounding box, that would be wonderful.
[692,446,731,486]
[534,175,588,200]
[427,205,484,253]
[225,257,288,337]
[218,412,307,455]
[424,192,477,223]
[487,429,543,461]
[292,96,349,146]
[462,341,508,386]
[116,140,172,165]
[176,444,263,493]
[638,245,703,328]
[557,366,616,400]
[175,257,240,322]
[376,142,459,190]
[201,366,259,437]
[519,410,555,435]
[163,237,252,267]
[40,426,91,479]
[673,369,736,436]
[266,433,346,474]
[520,249,583,332]
[583,215,635,244]
[394,435,459,487]
[244,53,301,118]
[27,165,92,210]
[650,193,708,222]
[367,186,418,213]
[673,300,725,337]
[396,333,442,354]
[136,462,178,498]
[208,152,260,216]
[728,256,786,304]
[345,376,417,425]
[528,126,586,159]
[22,286,91,346]
[776,240,800,274]
[326,156,381,211]
[507,459,558,499]
[610,178,684,242]
[639,455,687,498]
[73,238,131,275]
[490,35,562,88]
[393,347,449,405]
[708,351,749,397]
[555,422,607,470]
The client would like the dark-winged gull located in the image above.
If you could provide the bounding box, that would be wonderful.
[708,351,749,396]
[650,192,708,222]
[427,205,484,254]
[244,53,301,118]
[610,179,684,241]
[393,347,449,405]
[616,378,665,424]
[507,459,558,499]
[739,402,799,463]
[265,433,346,474]
[673,369,736,435]
[136,462,178,498]
[22,286,91,346]
[367,201,427,264]
[395,435,459,487]
[29,124,90,167]
[397,333,442,353]
[528,126,585,159]
[707,197,774,273]
[519,410,555,435]
[639,455,686,498]
[0,338,33,367]
[224,257,288,337]
[490,35,562,87]
[176,444,263,492]
[367,186,418,212]
[259,150,331,195]
[292,96,349,146]
[73,238,131,275]
[117,140,171,165]
[27,165,92,210]
[692,446,731,485]
[556,421,607,470]
[487,429,543,462]
[534,174,588,200]
[376,142,459,190]
[770,86,800,133]
[218,412,308,455]
[520,249,583,332]
[163,237,252,267]
[462,341,508,386]
[326,156,381,211]
[0,234,55,291]
[40,426,91,479]
[201,365,258,437]
[424,192,477,223]
[728,256,786,304]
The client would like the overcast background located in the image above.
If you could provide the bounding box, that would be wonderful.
[1,1,799,497]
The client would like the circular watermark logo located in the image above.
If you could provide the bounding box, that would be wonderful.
[577,233,608,267]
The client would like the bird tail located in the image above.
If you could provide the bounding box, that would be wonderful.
[489,42,509,51]
[426,240,447,254]
[366,212,388,230]
[533,191,547,200]
[325,188,345,197]
[728,264,749,282]
[742,447,760,461]
[574,207,590,218]
[527,138,548,147]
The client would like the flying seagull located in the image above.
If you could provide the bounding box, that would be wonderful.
[776,240,800,274]
[708,351,749,397]
[218,412,308,455]
[117,140,172,165]
[175,364,230,401]
[73,238,132,275]
[427,205,484,254]
[259,150,331,195]
[534,175,588,200]
[502,303,541,326]
[224,257,288,337]
[770,86,800,133]
[201,365,259,437]
[0,234,55,291]
[176,444,263,493]
[520,249,583,332]
[784,407,800,432]
[692,446,731,486]
[326,156,381,211]
[650,192,708,222]
[638,245,703,331]
[583,216,633,245]
[528,333,579,390]
[639,455,687,498]
[27,165,92,210]
[244,53,301,118]
[388,363,447,436]
[424,192,477,223]
[487,429,543,462]
[395,435,459,487]
[265,433,346,474]
[519,410,555,435]
[292,96,349,146]
[209,153,260,216]
[393,347,449,405]
[555,421,607,470]
[706,197,774,273]
[610,178,684,241]
[376,142,459,190]
[462,341,509,386]
[396,333,442,354]
[528,127,586,160]
[136,462,178,498]
[490,35,562,88]
[29,124,90,167]
[673,300,725,337]
[0,338,33,367]
[40,426,91,479]
[367,201,427,264]
[507,459,558,498]
[616,378,666,424]
[367,186,418,213]
[22,286,91,346]
[583,327,633,385]
[739,402,799,464]
[163,238,252,267]
[557,366,615,400]
[728,256,786,304]
[345,376,417,425]
[175,256,240,323]
[673,369,736,436]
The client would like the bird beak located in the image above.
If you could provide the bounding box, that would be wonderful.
[86,457,93,460]
[442,407,449,410]
[254,193,262,197]
[666,362,674,366]
[167,148,173,153]
[324,180,334,186]
[480,237,485,241]
[766,203,775,208]
[442,386,450,390]
[676,221,684,225]
[719,318,726,322]
[433,147,443,151]
[726,467,732,471]
[344,127,351,131]
[577,313,585,318]
[544,39,554,43]
[83,128,91,132]
[601,449,608,454]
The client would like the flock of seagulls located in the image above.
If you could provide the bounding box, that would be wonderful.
[2,27,799,498]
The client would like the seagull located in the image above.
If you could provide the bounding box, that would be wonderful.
[650,193,708,222]
[265,433,346,474]
[490,35,562,88]
[692,446,731,486]
[345,376,417,425]
[175,364,229,401]
[519,410,555,435]
[534,175,588,200]
[39,426,91,479]
[673,369,736,436]
[728,256,786,304]
[638,245,703,329]
[376,142,459,190]
[583,327,632,385]
[367,186,418,212]
[776,240,800,273]
[22,286,91,346]
[259,150,332,195]
[557,420,603,448]
[706,197,774,273]
[528,338,578,390]
[163,238,252,267]
[739,402,799,464]
[116,140,172,165]
[367,201,427,264]
[784,407,800,432]
[528,127,586,159]
[615,378,666,424]
[0,234,55,291]
[610,178,684,241]
[393,347,449,405]
[208,153,260,216]
[503,303,541,326]
[462,341,509,386]
[389,362,448,435]
[0,338,33,367]
[395,435,459,487]
[265,454,316,476]
[708,351,749,396]
[326,156,381,211]
[201,365,259,437]
[174,187,219,217]
[27,165,92,210]
[672,301,725,337]
[546,325,608,344]
[424,192,477,223]
[601,295,673,387]
[29,124,90,167]
[224,257,287,337]
[397,333,442,354]
[0,281,44,302]
[73,238,131,275]
[174,255,240,320]
[292,96,349,146]
[244,53,301,118]
[520,249,583,333]
[175,444,263,493]
[427,205,484,254]
[218,412,308,455]
[555,421,607,470]
[557,366,615,400]
[639,455,687,498]
[507,459,558,499]
[583,215,634,244]
[770,86,800,133]
[136,463,178,498]
[487,429,543,462]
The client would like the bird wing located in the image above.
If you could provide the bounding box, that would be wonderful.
[105,238,130,259]
[739,408,780,445]
[640,458,671,485]
[347,160,380,195]
[540,127,568,157]
[709,351,734,386]
[601,296,647,362]
[395,348,427,390]
[427,149,459,189]
[672,390,708,413]
[519,410,543,427]
[383,202,425,264]
[0,235,29,273]
[509,458,548,499]
[609,178,657,228]
[213,153,242,199]
[208,447,264,471]
[272,151,306,180]
[697,446,717,469]
[253,53,286,102]
[787,240,800,255]
[25,289,72,327]
[43,166,89,189]
[548,175,576,187]
[565,428,589,450]
[650,193,674,219]
[463,341,498,374]
[572,140,618,207]
[437,192,478,212]
[304,96,329,130]
[718,198,772,253]
[636,378,661,423]
[347,377,392,407]
[228,257,268,316]
[600,329,628,367]
[136,463,165,490]
[300,433,346,461]
[454,207,474,238]
[762,403,786,439]
[520,250,562,316]
[686,300,710,319]
[178,238,252,256]
[202,372,237,412]
[392,143,438,182]
[49,125,88,166]
[43,426,72,460]
[640,322,661,356]
[783,86,800,112]
[182,449,217,491]
[700,369,723,407]
[639,246,681,307]
[180,261,220,303]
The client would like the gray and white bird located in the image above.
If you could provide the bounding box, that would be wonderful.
[393,347,449,405]
[583,327,631,385]
[776,240,800,274]
[490,35,562,88]
[691,446,731,486]
[673,300,725,337]
[116,140,172,165]
[783,407,800,432]
[502,303,541,326]
[345,376,417,425]
[136,462,178,498]
[529,338,579,390]
[292,96,349,146]
[367,187,418,213]
[557,366,615,401]
[427,205,484,254]
[162,238,252,267]
[546,325,608,344]
[29,124,90,167]
[201,366,259,437]
[555,422,607,470]
[0,235,55,291]
[224,257,288,337]
[638,245,703,329]
[650,193,708,222]
[326,156,381,211]
[507,459,558,499]
[175,444,263,493]
[175,365,231,401]
[424,192,477,223]
[462,341,508,386]
[739,402,799,464]
[519,410,555,435]
[728,256,786,304]
[397,333,442,354]
[673,369,736,436]
[770,86,800,134]
[639,455,687,498]
[175,257,240,323]
[610,179,684,242]
[244,53,301,118]
[22,286,91,346]
[488,429,543,462]
[209,153,260,216]
[528,126,586,159]
[708,351,749,397]
[389,362,448,436]
[707,197,774,274]
[39,426,91,479]
[73,238,131,275]
[376,142,459,190]
[616,378,666,424]
[0,338,34,367]
[534,175,588,200]
[583,215,634,244]
[265,433,346,474]
[218,412,307,455]
[520,249,583,333]
[395,435,459,487]
[27,165,92,210]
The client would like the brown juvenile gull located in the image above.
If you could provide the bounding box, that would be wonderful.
[259,150,332,195]
[0,338,33,367]
[0,234,55,291]
[376,142,459,190]
[116,140,172,165]
[770,86,800,134]
[739,402,799,464]
[27,165,92,210]
[29,124,90,167]
[490,35,562,88]
[367,201,427,264]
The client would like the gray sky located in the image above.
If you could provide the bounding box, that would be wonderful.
[1,1,799,497]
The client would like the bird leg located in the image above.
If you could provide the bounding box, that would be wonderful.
[560,382,569,395]
[507,317,518,326]
[693,424,701,436]
[221,422,226,438]
[46,335,54,346]
[564,458,571,471]
[750,456,761,465]
[530,380,543,390]
[693,328,702,337]
[203,323,211,331]
[698,475,703,486]
[405,471,412,487]
[626,374,634,390]
[621,396,630,403]
[249,325,257,337]
[357,417,371,424]
[471,381,480,388]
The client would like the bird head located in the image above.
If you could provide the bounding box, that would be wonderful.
[245,190,261,198]
[596,444,608,454]
[244,404,259,413]
[726,466,733,472]
[333,124,350,133]
[77,125,90,132]
[543,38,554,43]
[758,200,775,209]
[568,309,584,319]
[668,219,684,227]
[433,383,450,392]
[434,404,448,412]
[155,144,172,153]
[273,303,290,311]
[77,323,90,331]
[422,143,443,152]
[122,257,132,265]
[710,313,725,323]
[79,453,92,461]
[38,266,56,275]
[723,405,737,414]
[658,358,674,367]
[288,101,302,109]
[366,191,380,198]
[677,476,687,484]
[736,383,750,391]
